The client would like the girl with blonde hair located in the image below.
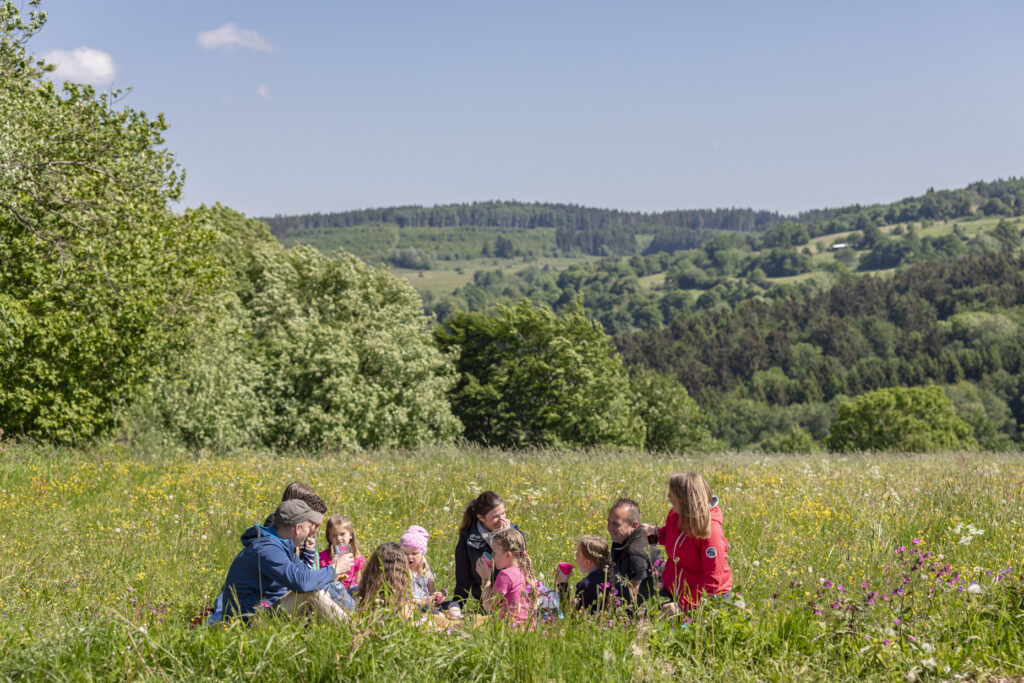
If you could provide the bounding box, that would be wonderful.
[641,472,732,614]
[476,528,536,628]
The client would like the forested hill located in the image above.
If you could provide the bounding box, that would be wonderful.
[614,251,1024,449]
[260,179,1024,257]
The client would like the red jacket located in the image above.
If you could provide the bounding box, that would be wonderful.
[657,501,732,610]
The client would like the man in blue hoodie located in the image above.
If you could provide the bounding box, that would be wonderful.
[220,499,353,621]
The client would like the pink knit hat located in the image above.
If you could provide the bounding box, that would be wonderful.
[400,525,430,554]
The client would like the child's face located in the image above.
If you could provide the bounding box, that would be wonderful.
[492,545,514,570]
[327,527,352,549]
[402,546,424,572]
[574,546,593,574]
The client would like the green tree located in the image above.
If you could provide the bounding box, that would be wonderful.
[151,206,462,451]
[629,369,718,453]
[825,386,977,452]
[0,1,219,441]
[760,426,819,454]
[435,299,644,448]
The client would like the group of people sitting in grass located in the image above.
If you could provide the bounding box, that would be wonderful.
[211,472,732,627]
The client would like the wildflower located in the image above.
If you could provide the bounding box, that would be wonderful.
[893,618,901,625]
[967,583,982,595]
[912,538,922,545]
[895,546,906,554]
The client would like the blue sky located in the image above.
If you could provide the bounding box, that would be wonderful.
[28,0,1024,217]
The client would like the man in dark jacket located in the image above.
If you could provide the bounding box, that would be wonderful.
[220,499,353,621]
[607,498,658,604]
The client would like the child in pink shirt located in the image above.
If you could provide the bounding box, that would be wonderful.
[475,528,536,628]
[318,514,366,590]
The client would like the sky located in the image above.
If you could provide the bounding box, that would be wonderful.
[26,0,1024,218]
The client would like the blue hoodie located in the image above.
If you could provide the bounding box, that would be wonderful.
[220,524,337,618]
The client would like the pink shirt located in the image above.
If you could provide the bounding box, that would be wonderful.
[492,565,531,628]
[319,549,366,589]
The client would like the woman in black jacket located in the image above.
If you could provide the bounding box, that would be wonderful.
[450,490,523,608]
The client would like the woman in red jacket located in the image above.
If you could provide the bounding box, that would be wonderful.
[642,472,732,615]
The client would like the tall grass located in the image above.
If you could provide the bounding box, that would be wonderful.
[0,443,1020,681]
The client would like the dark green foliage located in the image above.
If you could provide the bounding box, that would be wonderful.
[435,299,643,448]
[824,386,977,452]
[618,252,1024,447]
[629,369,718,453]
[389,246,434,270]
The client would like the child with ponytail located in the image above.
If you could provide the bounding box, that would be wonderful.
[555,535,614,613]
[476,528,536,628]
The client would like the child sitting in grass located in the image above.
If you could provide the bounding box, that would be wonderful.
[555,535,614,613]
[318,514,366,590]
[641,472,732,615]
[356,542,414,620]
[476,528,536,629]
[400,525,444,606]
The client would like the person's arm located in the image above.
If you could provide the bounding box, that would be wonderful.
[482,567,508,613]
[680,532,729,596]
[624,554,649,596]
[299,544,317,569]
[260,544,337,593]
[452,535,475,604]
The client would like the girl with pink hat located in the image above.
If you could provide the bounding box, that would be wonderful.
[400,525,444,604]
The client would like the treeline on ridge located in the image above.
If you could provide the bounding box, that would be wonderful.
[262,180,1024,257]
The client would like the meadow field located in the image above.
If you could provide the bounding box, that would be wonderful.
[0,444,1021,681]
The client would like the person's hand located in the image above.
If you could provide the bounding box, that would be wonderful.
[554,567,568,585]
[303,535,317,549]
[430,591,445,603]
[496,517,511,531]
[475,556,491,582]
[333,553,354,576]
[640,523,658,541]
[660,601,680,618]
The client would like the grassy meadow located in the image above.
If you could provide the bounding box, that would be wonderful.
[0,444,1021,681]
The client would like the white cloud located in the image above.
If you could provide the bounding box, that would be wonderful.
[42,47,116,85]
[258,84,271,100]
[197,23,274,52]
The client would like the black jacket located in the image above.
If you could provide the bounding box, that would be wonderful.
[610,528,657,604]
[558,567,613,613]
[451,521,523,607]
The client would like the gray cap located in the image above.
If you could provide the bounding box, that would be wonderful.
[274,499,323,527]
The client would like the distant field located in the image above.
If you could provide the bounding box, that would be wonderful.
[394,256,602,296]
[1,445,1020,680]
[279,215,1023,299]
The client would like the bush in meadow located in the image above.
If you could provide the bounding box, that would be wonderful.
[825,386,977,452]
[435,298,644,448]
[629,368,718,453]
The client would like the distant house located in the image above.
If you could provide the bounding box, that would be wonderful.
[830,243,850,250]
